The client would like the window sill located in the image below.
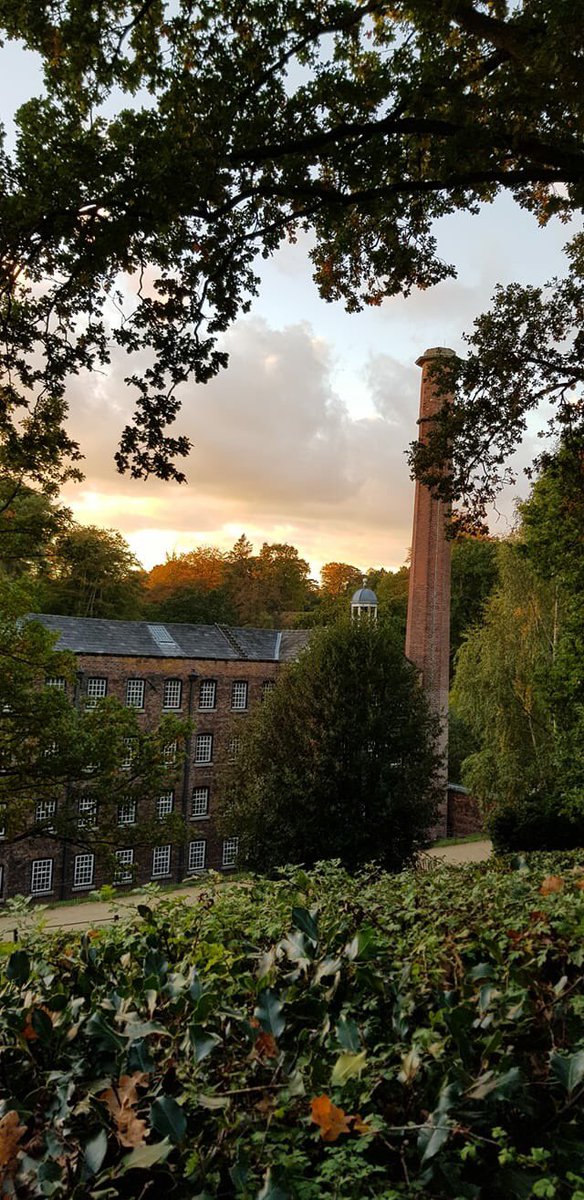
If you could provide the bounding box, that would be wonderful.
[30,890,54,897]
[72,884,94,891]
[191,814,209,821]
[162,707,183,713]
[151,873,172,880]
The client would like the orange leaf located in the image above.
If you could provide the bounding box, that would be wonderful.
[0,1111,26,1174]
[310,1095,352,1142]
[575,878,584,891]
[540,875,564,895]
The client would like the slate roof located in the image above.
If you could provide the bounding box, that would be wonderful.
[351,587,378,605]
[29,614,311,663]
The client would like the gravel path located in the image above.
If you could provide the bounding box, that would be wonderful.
[427,839,492,864]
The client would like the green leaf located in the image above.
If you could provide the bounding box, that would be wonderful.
[418,1116,452,1163]
[336,1017,360,1053]
[150,1096,187,1143]
[6,949,30,985]
[83,1129,108,1178]
[119,1138,172,1173]
[254,990,285,1038]
[291,907,318,943]
[191,1025,221,1063]
[331,1051,367,1086]
[551,1050,584,1094]
[257,1168,289,1199]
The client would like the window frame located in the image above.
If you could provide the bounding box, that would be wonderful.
[125,678,145,709]
[118,799,137,826]
[163,678,182,710]
[156,791,174,820]
[45,676,66,691]
[73,853,95,890]
[194,733,213,765]
[191,786,210,819]
[114,848,134,884]
[188,839,207,873]
[222,837,239,868]
[152,844,171,878]
[86,677,107,707]
[31,858,54,895]
[198,679,217,711]
[231,681,248,711]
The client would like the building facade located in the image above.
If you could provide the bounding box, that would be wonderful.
[0,616,309,902]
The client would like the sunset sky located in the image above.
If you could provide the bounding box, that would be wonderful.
[1,40,577,579]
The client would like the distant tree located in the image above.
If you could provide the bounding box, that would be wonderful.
[224,535,259,625]
[0,580,187,871]
[451,439,584,816]
[256,542,312,622]
[451,542,558,812]
[145,547,227,605]
[218,620,440,873]
[0,481,71,578]
[320,562,364,599]
[147,584,236,627]
[450,536,499,667]
[42,525,144,619]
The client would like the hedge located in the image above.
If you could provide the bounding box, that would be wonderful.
[1,855,584,1198]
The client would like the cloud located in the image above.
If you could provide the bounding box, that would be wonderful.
[62,316,424,569]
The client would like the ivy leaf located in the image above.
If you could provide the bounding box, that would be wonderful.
[150,1096,187,1143]
[83,1129,108,1178]
[254,990,285,1038]
[6,950,30,986]
[550,1050,584,1094]
[331,1051,367,1087]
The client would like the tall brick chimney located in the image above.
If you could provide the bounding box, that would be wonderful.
[405,347,455,837]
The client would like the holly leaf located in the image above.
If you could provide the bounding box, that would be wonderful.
[6,950,30,986]
[150,1096,186,1143]
[550,1050,584,1094]
[336,1017,360,1053]
[119,1138,172,1173]
[291,907,318,943]
[83,1129,108,1177]
[254,990,285,1038]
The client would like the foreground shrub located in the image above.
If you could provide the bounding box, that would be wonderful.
[1,856,584,1197]
[490,792,584,852]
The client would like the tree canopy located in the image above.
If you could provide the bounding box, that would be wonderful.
[218,619,441,873]
[0,1,582,513]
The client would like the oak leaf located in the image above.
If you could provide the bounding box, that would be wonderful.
[310,1095,351,1142]
[0,1111,27,1175]
[99,1073,150,1148]
[540,875,564,895]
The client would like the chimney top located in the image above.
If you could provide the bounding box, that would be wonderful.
[416,346,456,368]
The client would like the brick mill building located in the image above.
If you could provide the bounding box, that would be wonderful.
[0,616,309,902]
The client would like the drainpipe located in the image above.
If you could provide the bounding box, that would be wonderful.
[176,672,198,881]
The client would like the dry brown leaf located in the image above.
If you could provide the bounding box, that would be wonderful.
[254,1032,278,1060]
[310,1095,351,1142]
[98,1073,150,1147]
[0,1111,27,1176]
[540,875,564,895]
[575,878,584,891]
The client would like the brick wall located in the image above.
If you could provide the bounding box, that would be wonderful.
[0,653,281,902]
[446,786,484,838]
